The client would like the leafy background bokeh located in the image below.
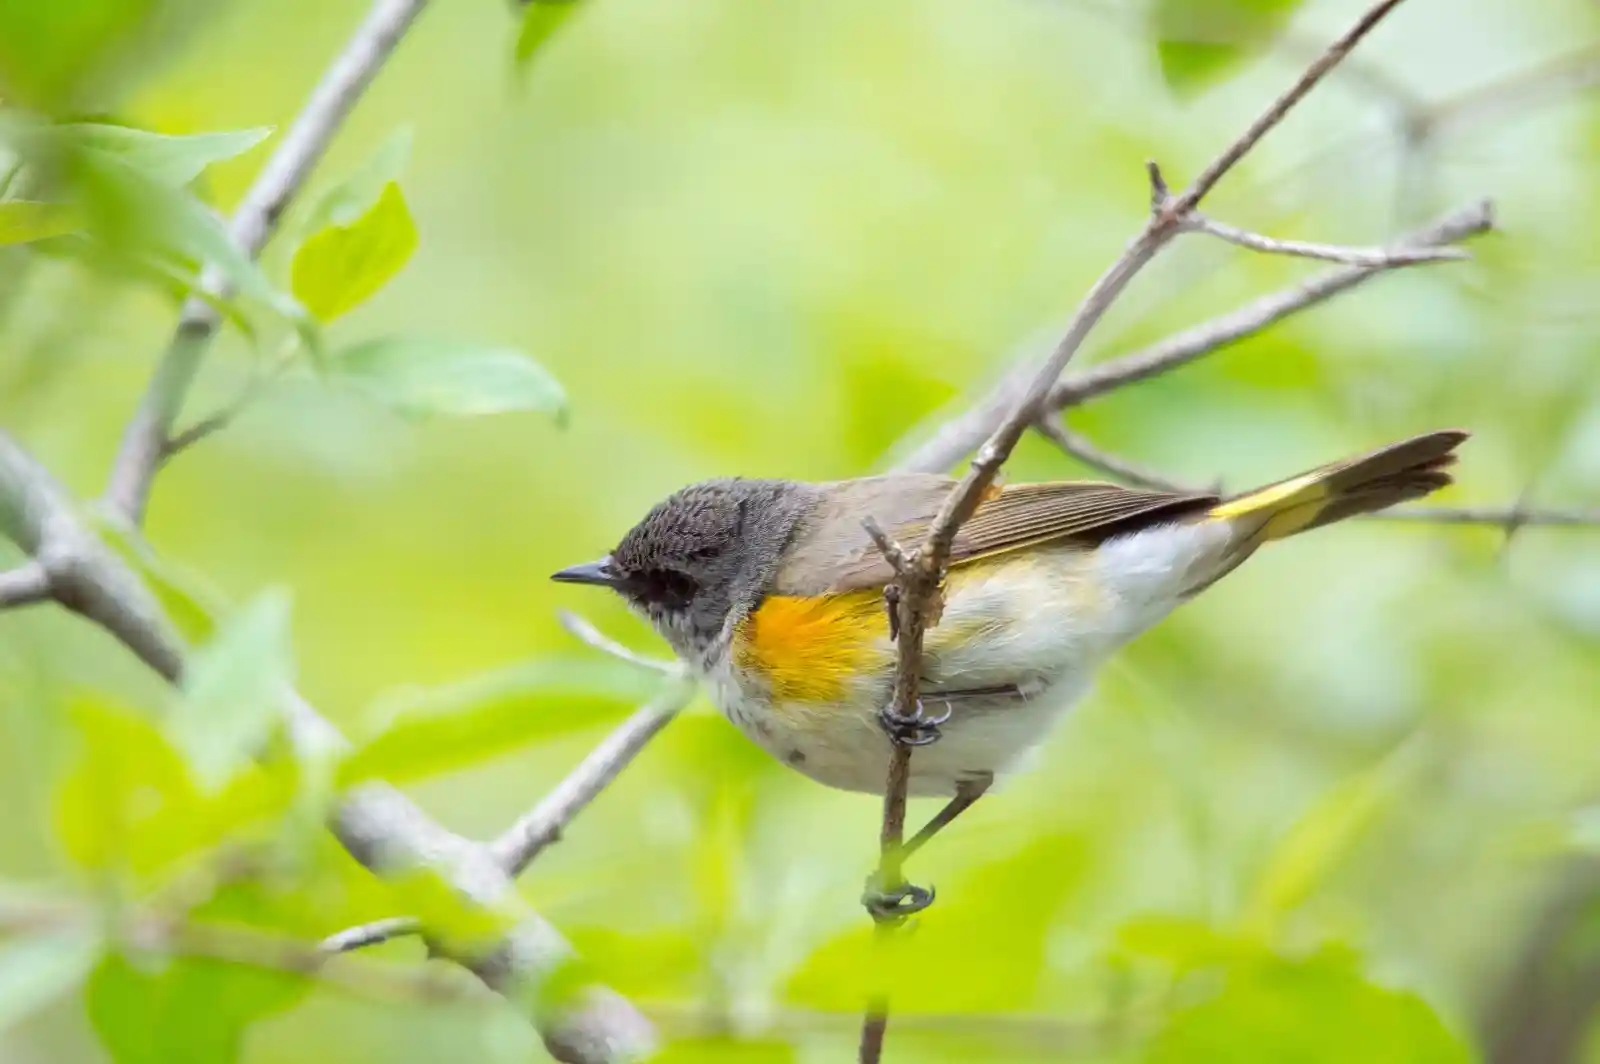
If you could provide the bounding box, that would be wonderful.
[2,0,1600,1061]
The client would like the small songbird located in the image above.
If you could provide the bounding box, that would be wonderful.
[554,429,1466,914]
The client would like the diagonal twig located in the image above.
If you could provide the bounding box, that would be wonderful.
[1180,212,1468,267]
[558,609,680,675]
[104,0,432,526]
[491,674,696,876]
[891,201,1493,474]
[1033,418,1207,494]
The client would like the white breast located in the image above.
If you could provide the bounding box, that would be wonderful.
[703,519,1234,796]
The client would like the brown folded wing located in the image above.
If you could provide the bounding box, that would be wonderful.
[773,474,1218,595]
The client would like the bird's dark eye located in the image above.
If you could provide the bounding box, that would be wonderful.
[635,568,696,610]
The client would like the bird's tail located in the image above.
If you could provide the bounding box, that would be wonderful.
[1209,429,1468,543]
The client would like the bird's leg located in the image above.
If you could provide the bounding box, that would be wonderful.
[901,772,992,861]
[861,769,995,922]
[876,695,951,746]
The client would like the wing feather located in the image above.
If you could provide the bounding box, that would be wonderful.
[775,476,1218,594]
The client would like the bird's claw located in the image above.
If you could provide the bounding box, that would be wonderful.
[862,874,936,923]
[878,698,950,747]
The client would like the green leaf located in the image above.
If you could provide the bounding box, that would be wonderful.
[1115,915,1263,972]
[74,147,290,312]
[0,0,171,112]
[1243,737,1424,935]
[171,590,294,793]
[340,658,661,785]
[300,126,412,233]
[62,124,271,187]
[290,180,417,322]
[88,932,306,1064]
[52,698,297,877]
[1145,950,1470,1064]
[53,699,194,873]
[0,924,102,1034]
[0,200,82,243]
[516,0,581,67]
[1151,0,1306,94]
[91,514,229,643]
[329,335,567,421]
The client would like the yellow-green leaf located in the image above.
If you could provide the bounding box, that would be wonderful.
[171,589,294,793]
[91,514,228,643]
[1152,0,1307,95]
[290,180,417,322]
[1243,737,1425,935]
[516,0,580,67]
[0,200,81,243]
[300,126,412,233]
[340,658,658,786]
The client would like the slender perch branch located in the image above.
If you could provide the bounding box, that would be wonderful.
[104,0,431,525]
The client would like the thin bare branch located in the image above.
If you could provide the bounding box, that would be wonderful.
[492,677,696,876]
[104,0,431,525]
[320,916,422,954]
[893,201,1492,474]
[1033,419,1206,494]
[1375,505,1600,529]
[1182,213,1467,267]
[0,561,49,608]
[557,610,679,674]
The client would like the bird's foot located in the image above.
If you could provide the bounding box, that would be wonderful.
[877,698,950,747]
[861,872,936,923]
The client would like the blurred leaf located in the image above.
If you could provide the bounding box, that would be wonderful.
[87,882,318,1064]
[300,126,412,233]
[171,589,293,793]
[0,0,162,110]
[88,944,304,1064]
[515,0,580,67]
[1115,915,1263,972]
[787,833,1090,1014]
[564,926,704,1001]
[328,335,567,421]
[1151,0,1306,94]
[53,698,194,872]
[340,658,659,785]
[52,698,293,877]
[63,123,270,187]
[91,514,229,643]
[379,869,519,956]
[1243,738,1423,936]
[0,201,82,243]
[1145,950,1469,1064]
[290,180,417,322]
[0,924,102,1034]
[74,146,290,312]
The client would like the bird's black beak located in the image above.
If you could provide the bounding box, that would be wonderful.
[551,556,619,588]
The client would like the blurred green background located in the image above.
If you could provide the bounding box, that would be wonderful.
[2,0,1600,1060]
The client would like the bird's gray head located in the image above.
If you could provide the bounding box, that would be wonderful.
[552,478,813,661]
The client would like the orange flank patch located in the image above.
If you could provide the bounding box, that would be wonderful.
[736,590,888,703]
